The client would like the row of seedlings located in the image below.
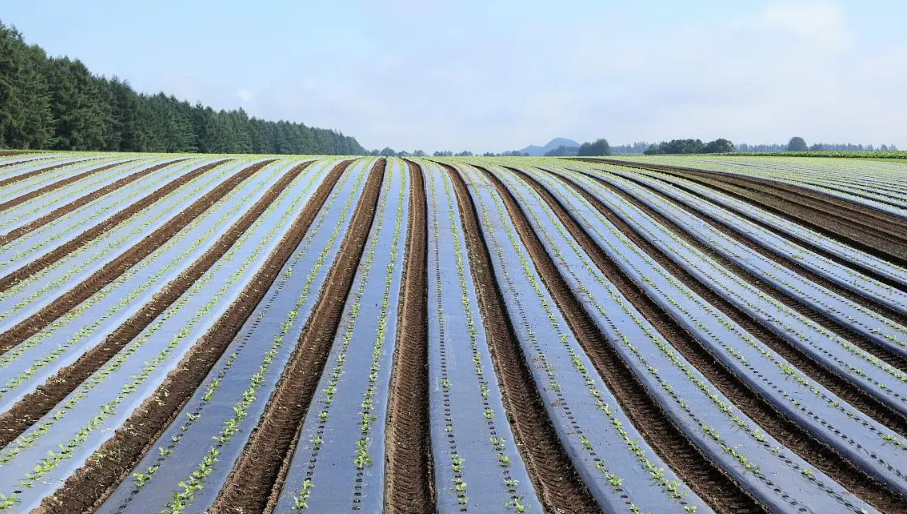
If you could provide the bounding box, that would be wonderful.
[671,157,907,215]
[0,160,322,510]
[422,162,540,513]
[585,164,907,310]
[0,157,167,231]
[461,164,711,513]
[551,167,907,419]
[599,164,907,291]
[0,159,275,404]
[275,158,409,511]
[511,165,879,513]
[0,155,99,192]
[0,158,254,332]
[97,158,371,514]
[736,160,907,207]
[576,164,907,355]
[628,156,904,211]
[512,166,907,499]
[0,155,130,204]
[779,159,907,191]
[0,154,72,176]
[0,157,227,275]
[0,160,317,415]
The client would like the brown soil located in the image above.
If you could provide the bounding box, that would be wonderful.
[585,159,907,266]
[35,160,355,514]
[714,169,907,235]
[0,160,309,448]
[0,160,227,293]
[519,168,906,512]
[481,166,764,513]
[605,169,907,297]
[569,167,907,393]
[534,168,907,437]
[0,159,136,213]
[585,158,907,237]
[0,160,275,356]
[447,164,600,514]
[596,169,907,351]
[0,156,75,181]
[384,160,435,513]
[210,159,385,514]
[0,159,186,245]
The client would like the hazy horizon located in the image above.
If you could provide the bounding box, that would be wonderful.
[5,0,905,152]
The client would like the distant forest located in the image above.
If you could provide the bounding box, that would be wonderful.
[0,20,364,155]
[738,142,898,152]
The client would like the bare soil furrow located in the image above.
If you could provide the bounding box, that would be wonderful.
[0,160,310,449]
[530,168,905,512]
[0,159,275,356]
[447,164,600,513]
[589,159,907,238]
[210,159,385,514]
[0,160,228,293]
[533,168,907,436]
[582,160,907,266]
[723,170,907,231]
[603,169,907,344]
[0,159,136,214]
[487,166,763,512]
[384,160,434,514]
[604,168,907,297]
[573,169,907,374]
[0,157,91,186]
[0,159,187,246]
[34,160,354,514]
[523,169,907,511]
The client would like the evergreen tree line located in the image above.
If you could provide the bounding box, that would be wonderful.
[644,138,735,155]
[739,138,898,153]
[0,20,364,155]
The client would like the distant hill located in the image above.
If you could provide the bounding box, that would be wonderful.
[519,138,580,156]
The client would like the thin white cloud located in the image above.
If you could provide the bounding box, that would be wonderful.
[161,1,907,152]
[758,0,851,51]
[236,89,256,104]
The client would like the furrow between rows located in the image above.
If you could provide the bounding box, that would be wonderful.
[529,169,907,511]
[591,160,907,267]
[33,159,354,513]
[384,160,434,513]
[210,159,385,514]
[0,157,96,188]
[0,159,229,293]
[0,159,137,214]
[0,160,312,449]
[601,167,907,308]
[446,164,600,513]
[576,170,907,373]
[0,159,274,355]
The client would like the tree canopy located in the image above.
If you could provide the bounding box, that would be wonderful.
[577,139,612,156]
[787,137,808,152]
[0,20,364,155]
[644,138,735,155]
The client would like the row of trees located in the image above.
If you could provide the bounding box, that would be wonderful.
[782,137,898,152]
[644,138,735,155]
[0,20,364,154]
[544,139,613,157]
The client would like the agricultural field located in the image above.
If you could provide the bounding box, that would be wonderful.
[0,152,905,513]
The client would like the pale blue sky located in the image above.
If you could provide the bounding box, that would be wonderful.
[4,1,906,152]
